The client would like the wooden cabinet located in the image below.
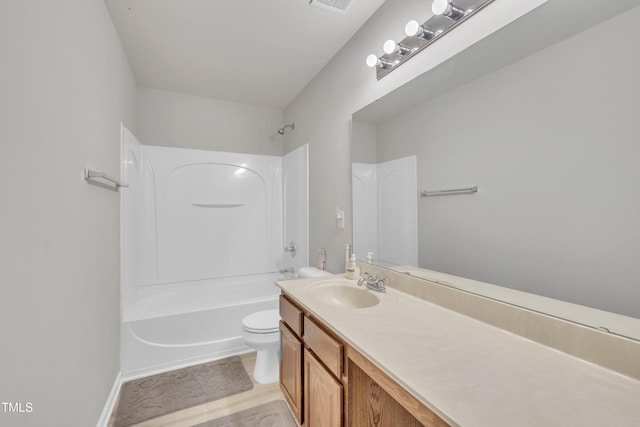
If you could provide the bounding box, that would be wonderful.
[346,346,449,427]
[302,316,344,427]
[279,292,447,427]
[280,293,344,426]
[304,348,343,427]
[280,321,303,423]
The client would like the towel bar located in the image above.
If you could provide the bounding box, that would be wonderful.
[84,167,128,191]
[420,186,477,197]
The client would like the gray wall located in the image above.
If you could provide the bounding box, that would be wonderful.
[136,87,284,155]
[0,0,135,425]
[351,121,377,164]
[283,0,548,272]
[374,7,640,317]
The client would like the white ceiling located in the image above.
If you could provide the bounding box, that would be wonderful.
[105,0,386,110]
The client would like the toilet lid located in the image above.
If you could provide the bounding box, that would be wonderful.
[242,309,280,334]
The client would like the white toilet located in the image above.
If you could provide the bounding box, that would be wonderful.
[241,266,331,384]
[242,308,281,384]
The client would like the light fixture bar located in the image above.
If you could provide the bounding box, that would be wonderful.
[368,0,495,80]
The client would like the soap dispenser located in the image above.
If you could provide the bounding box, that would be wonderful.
[346,254,360,280]
[345,243,352,272]
[367,252,375,264]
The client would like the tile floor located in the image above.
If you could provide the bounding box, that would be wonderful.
[109,352,298,427]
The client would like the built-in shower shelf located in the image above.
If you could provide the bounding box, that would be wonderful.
[192,203,244,208]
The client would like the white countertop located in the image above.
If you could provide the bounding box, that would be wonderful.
[277,275,640,427]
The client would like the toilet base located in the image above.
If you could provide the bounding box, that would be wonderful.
[253,348,280,384]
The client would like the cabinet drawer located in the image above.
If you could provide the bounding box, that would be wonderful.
[280,294,303,337]
[303,316,343,378]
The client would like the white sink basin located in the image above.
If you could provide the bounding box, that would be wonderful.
[308,280,380,309]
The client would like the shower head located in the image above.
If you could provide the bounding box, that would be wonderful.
[277,123,295,135]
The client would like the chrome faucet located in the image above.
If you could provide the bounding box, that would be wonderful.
[357,272,387,293]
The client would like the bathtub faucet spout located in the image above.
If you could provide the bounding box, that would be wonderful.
[284,241,296,257]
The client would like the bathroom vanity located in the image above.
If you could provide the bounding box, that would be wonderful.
[279,292,447,426]
[277,269,640,427]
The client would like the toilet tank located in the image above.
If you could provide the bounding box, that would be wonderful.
[298,267,332,278]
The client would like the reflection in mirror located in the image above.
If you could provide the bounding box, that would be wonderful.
[352,153,418,268]
[352,0,640,340]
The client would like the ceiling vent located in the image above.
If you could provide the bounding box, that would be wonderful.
[309,0,353,15]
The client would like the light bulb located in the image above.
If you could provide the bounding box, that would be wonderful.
[366,54,395,70]
[383,40,397,55]
[404,20,437,40]
[405,20,421,37]
[366,54,379,68]
[431,0,465,19]
[383,39,412,57]
[431,0,451,15]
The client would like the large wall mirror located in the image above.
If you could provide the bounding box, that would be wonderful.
[352,0,640,340]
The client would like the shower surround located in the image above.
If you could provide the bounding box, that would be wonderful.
[120,126,305,377]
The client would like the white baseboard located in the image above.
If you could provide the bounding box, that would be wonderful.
[96,370,123,427]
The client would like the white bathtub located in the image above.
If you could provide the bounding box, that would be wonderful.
[121,273,281,378]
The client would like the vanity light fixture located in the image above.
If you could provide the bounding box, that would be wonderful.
[366,0,495,79]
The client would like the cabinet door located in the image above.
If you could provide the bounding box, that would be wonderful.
[280,322,303,424]
[304,348,343,427]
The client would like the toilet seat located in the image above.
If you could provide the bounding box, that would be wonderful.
[242,309,279,334]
